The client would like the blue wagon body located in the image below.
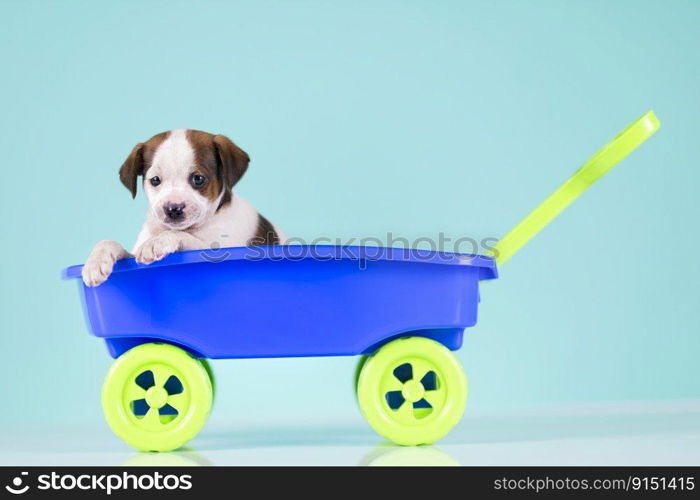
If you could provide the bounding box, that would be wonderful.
[63,245,497,359]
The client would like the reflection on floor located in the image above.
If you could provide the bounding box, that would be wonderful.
[2,400,699,466]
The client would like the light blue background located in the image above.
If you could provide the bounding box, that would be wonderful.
[0,0,698,429]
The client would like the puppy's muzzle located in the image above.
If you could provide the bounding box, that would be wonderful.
[164,202,186,221]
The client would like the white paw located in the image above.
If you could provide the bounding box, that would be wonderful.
[82,246,117,287]
[135,232,180,264]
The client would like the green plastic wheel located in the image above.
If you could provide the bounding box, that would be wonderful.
[102,343,213,452]
[357,337,467,446]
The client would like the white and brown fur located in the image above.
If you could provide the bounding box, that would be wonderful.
[82,129,285,286]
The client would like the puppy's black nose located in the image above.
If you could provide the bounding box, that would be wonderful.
[164,203,186,221]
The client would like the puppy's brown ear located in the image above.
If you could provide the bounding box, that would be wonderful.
[213,135,250,189]
[119,143,145,198]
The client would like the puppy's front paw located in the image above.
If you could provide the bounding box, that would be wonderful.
[135,232,180,264]
[82,246,117,287]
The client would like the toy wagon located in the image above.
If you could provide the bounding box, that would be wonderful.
[63,112,659,452]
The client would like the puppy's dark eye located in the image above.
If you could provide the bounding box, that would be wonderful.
[190,173,207,188]
[149,176,161,187]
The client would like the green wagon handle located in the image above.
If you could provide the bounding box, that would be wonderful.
[489,110,661,266]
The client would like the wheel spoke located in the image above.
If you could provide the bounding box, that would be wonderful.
[422,387,446,410]
[381,375,404,393]
[167,393,187,412]
[408,358,434,383]
[139,408,162,431]
[149,365,173,388]
[124,380,146,403]
[392,400,416,424]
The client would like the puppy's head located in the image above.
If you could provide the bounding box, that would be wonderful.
[119,130,249,230]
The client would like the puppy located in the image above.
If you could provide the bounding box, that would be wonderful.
[82,129,285,286]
